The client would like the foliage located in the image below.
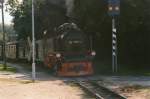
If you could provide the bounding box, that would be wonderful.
[7,0,67,40]
[119,0,150,64]
[0,24,16,41]
[7,0,32,39]
[0,64,17,72]
[73,0,150,64]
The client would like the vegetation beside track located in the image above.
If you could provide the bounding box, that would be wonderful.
[119,85,150,93]
[4,61,54,75]
[94,61,150,76]
[0,64,17,73]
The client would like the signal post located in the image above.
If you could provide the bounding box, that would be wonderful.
[108,0,120,73]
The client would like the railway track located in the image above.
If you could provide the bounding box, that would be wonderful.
[75,81,126,99]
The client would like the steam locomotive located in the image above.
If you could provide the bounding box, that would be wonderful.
[0,23,96,76]
[44,23,96,76]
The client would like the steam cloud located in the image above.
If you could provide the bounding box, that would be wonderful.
[65,0,74,17]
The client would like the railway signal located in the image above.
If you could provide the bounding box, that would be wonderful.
[108,0,120,16]
[108,0,120,73]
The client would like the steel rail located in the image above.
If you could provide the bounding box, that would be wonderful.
[76,81,126,99]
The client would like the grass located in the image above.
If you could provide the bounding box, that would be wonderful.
[20,80,38,84]
[0,64,17,73]
[119,85,150,93]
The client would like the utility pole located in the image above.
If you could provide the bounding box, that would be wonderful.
[32,0,36,81]
[0,0,6,69]
[108,0,120,73]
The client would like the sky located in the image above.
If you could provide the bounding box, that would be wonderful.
[0,0,22,25]
[0,10,12,25]
[0,7,13,25]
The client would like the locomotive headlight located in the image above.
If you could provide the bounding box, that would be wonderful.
[115,6,120,11]
[91,51,96,56]
[56,53,61,58]
[108,6,113,11]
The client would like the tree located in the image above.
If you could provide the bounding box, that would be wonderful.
[73,0,112,60]
[119,0,150,64]
[0,24,16,41]
[7,0,67,40]
[72,0,150,64]
[7,0,32,40]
